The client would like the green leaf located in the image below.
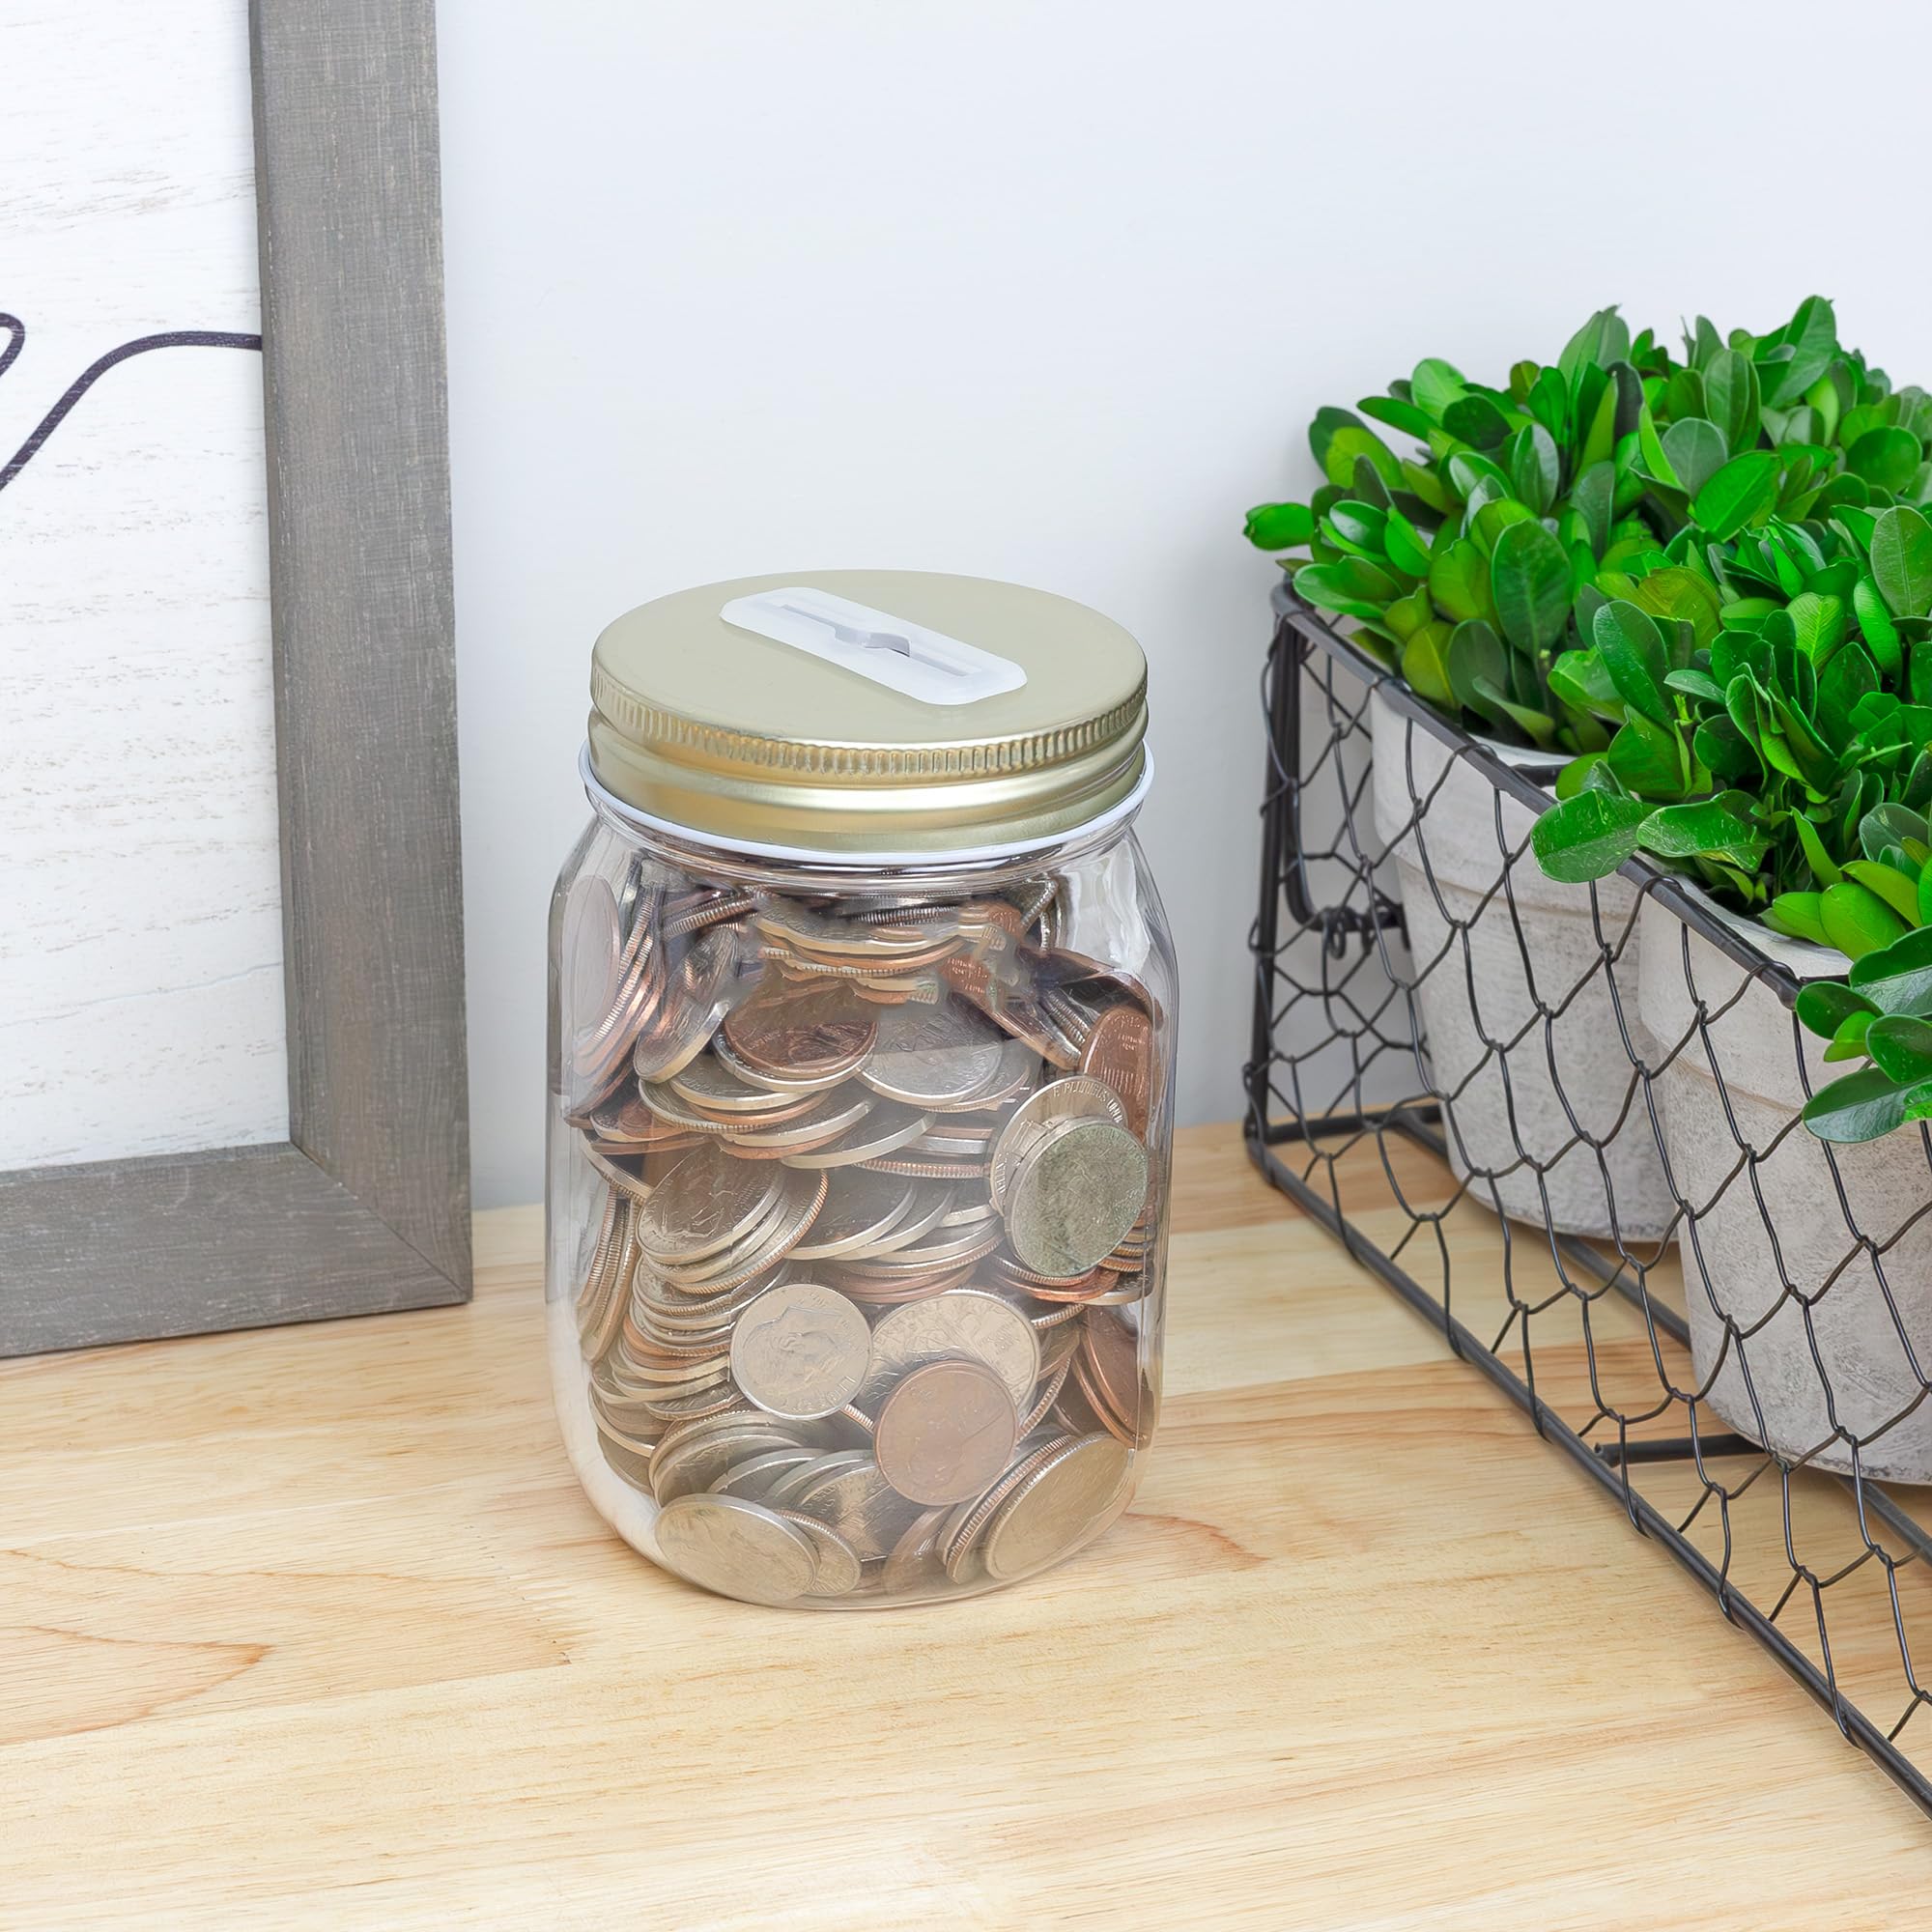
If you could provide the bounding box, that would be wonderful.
[1560,308,1630,385]
[1529,789,1650,882]
[1507,423,1560,518]
[1765,296,1838,407]
[1804,1065,1911,1144]
[1323,425,1401,493]
[1789,809,1843,888]
[1293,557,1400,622]
[1548,646,1620,719]
[1358,394,1435,440]
[1661,418,1729,499]
[1845,860,1922,924]
[1399,621,1456,710]
[1471,677,1557,747]
[1850,926,1932,1015]
[1825,1009,1877,1061]
[1410,358,1467,422]
[1765,892,1830,945]
[1634,792,1765,866]
[1381,509,1434,578]
[1704,349,1762,455]
[1570,461,1615,557]
[1592,599,1671,725]
[1693,451,1780,539]
[1490,521,1571,657]
[1321,499,1391,562]
[1848,425,1922,494]
[1871,506,1932,619]
[1428,538,1492,625]
[1244,502,1316,552]
[1821,881,1910,959]
[1796,980,1874,1040]
[1443,393,1512,451]
[1865,1013,1932,1087]
[1606,711,1685,796]
[1445,620,1509,722]
[1854,574,1902,676]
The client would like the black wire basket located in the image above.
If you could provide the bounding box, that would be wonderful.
[1246,581,1932,1815]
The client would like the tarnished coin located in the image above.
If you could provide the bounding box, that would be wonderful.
[654,1492,819,1605]
[861,1287,1039,1410]
[729,1281,873,1421]
[989,1074,1126,1210]
[874,1358,1020,1505]
[1004,1116,1148,1277]
[634,1141,781,1264]
[861,1002,1009,1108]
[1080,1004,1157,1140]
[980,1432,1132,1583]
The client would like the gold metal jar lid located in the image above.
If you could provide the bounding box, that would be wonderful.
[587,570,1149,858]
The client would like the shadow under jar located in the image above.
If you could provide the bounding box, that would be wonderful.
[546,571,1176,1607]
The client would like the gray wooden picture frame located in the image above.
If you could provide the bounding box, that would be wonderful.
[0,0,469,1355]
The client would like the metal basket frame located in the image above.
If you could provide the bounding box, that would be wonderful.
[1246,582,1932,1815]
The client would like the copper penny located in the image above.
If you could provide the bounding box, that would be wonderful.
[722,977,878,1082]
[1079,1004,1156,1140]
[873,1357,1021,1505]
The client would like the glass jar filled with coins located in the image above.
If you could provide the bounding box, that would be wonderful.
[547,572,1174,1606]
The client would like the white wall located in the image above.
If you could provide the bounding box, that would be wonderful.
[439,0,1932,1208]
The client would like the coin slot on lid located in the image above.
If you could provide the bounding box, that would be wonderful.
[719,587,1029,708]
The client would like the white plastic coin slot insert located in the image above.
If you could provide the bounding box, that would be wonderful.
[720,587,1028,707]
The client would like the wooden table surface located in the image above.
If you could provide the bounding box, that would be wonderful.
[6,1122,1930,1929]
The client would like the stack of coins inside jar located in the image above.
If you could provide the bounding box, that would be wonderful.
[557,850,1164,1607]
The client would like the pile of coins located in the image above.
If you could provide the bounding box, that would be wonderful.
[557,853,1165,1606]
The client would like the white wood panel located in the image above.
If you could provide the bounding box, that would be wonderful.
[0,0,286,1169]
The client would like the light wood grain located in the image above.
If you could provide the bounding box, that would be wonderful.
[5,1123,1931,1930]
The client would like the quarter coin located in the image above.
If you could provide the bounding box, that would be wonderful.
[980,1432,1132,1583]
[728,1281,874,1421]
[861,1288,1039,1410]
[861,1002,1008,1108]
[634,1141,782,1265]
[654,1492,820,1605]
[1003,1116,1148,1279]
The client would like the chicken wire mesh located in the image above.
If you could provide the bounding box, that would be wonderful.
[1246,582,1932,1814]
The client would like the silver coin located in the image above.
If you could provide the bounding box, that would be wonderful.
[729,1280,874,1421]
[654,1492,819,1605]
[633,1141,783,1264]
[1004,1117,1148,1278]
[789,1459,927,1562]
[780,1101,935,1171]
[980,1433,1132,1583]
[860,1288,1039,1410]
[860,1002,1009,1108]
[775,1509,866,1597]
[988,1074,1126,1211]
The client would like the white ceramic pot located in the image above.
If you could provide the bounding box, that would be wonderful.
[1370,690,1672,1242]
[1637,895,1932,1481]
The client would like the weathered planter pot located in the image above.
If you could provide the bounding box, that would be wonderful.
[1370,690,1671,1242]
[1638,896,1932,1481]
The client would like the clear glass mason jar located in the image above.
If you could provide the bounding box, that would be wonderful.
[546,572,1174,1606]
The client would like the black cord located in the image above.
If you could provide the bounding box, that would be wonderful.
[0,316,262,494]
